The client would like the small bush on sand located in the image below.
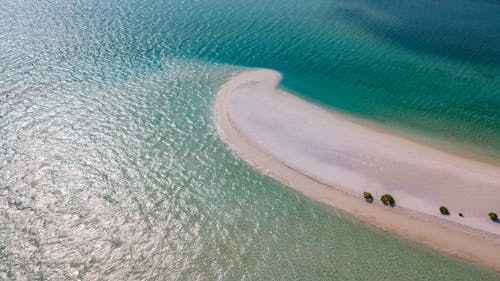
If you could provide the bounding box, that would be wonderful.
[459,213,463,217]
[489,212,498,221]
[363,192,373,202]
[439,206,449,215]
[381,194,395,206]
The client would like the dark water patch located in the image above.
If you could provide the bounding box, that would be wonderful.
[326,0,500,67]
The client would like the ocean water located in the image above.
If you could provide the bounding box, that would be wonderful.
[0,0,499,280]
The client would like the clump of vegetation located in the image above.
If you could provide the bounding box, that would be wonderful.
[363,192,373,202]
[459,212,463,217]
[489,212,498,221]
[439,206,449,215]
[380,194,395,206]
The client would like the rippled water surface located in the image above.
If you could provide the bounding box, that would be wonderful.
[1,0,499,280]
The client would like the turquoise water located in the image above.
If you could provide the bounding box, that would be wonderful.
[1,0,499,280]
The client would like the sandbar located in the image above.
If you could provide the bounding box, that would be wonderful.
[213,69,500,270]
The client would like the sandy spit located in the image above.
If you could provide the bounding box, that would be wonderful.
[213,69,500,271]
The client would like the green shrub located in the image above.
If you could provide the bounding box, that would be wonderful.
[380,194,395,206]
[439,206,449,215]
[363,192,373,202]
[489,212,498,221]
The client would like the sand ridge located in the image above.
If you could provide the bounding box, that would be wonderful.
[213,69,500,271]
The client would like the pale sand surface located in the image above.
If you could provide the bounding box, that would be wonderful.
[213,69,500,270]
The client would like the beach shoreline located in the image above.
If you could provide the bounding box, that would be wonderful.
[213,68,500,271]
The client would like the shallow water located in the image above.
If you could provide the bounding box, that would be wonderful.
[1,0,499,280]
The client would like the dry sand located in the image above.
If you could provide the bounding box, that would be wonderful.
[213,69,500,270]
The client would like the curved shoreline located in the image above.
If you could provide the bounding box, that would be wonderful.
[213,69,500,271]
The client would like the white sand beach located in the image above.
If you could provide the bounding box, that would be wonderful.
[213,69,500,270]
